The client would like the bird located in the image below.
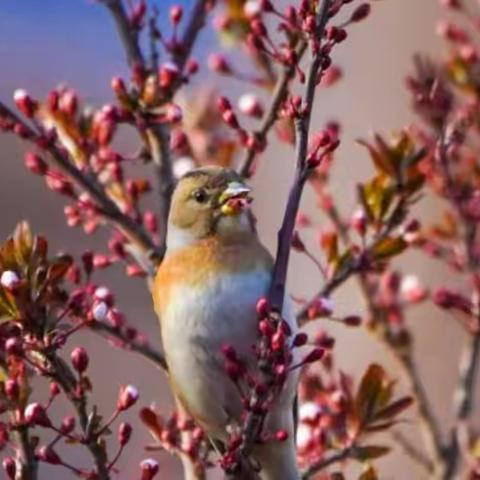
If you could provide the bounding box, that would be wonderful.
[153,166,300,480]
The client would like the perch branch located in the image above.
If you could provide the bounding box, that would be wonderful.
[301,447,352,479]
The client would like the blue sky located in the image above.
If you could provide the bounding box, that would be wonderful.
[0,0,200,103]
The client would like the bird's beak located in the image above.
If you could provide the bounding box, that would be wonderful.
[219,182,252,216]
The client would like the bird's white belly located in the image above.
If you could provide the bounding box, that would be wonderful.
[162,268,271,433]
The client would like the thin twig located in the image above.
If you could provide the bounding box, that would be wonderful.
[391,430,434,474]
[90,320,168,371]
[0,101,161,265]
[100,0,145,67]
[238,41,308,179]
[14,424,38,480]
[301,447,351,479]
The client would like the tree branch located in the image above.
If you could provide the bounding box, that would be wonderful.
[238,41,308,179]
[14,424,38,480]
[301,447,351,479]
[90,320,168,371]
[0,101,161,265]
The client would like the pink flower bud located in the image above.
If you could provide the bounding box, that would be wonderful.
[170,130,188,152]
[351,208,367,235]
[299,402,322,424]
[321,65,343,87]
[221,344,237,361]
[119,421,132,446]
[238,93,264,118]
[307,297,333,319]
[208,54,232,74]
[401,275,428,304]
[94,286,113,305]
[165,104,183,123]
[271,330,286,351]
[302,348,324,364]
[350,3,371,23]
[2,457,15,480]
[5,337,23,357]
[343,315,362,327]
[222,110,239,129]
[140,458,159,480]
[170,5,183,24]
[71,347,89,373]
[217,96,232,112]
[59,89,77,118]
[93,254,112,270]
[25,402,51,427]
[0,270,21,293]
[244,0,262,18]
[117,385,139,411]
[225,360,243,381]
[60,415,75,434]
[256,297,270,317]
[291,231,305,252]
[25,152,47,175]
[143,211,158,233]
[159,63,180,89]
[46,173,74,197]
[293,332,308,347]
[37,445,61,465]
[276,429,288,441]
[111,76,127,96]
[186,58,199,75]
[5,379,19,401]
[13,89,36,117]
[49,382,60,397]
[126,264,146,277]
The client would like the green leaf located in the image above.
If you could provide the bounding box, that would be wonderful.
[355,364,386,425]
[372,237,407,260]
[358,465,379,480]
[373,396,414,421]
[354,445,391,462]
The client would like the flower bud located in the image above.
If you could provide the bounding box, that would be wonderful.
[0,270,21,291]
[271,330,286,351]
[222,110,239,129]
[71,347,89,374]
[351,209,367,235]
[302,348,324,364]
[13,89,37,117]
[37,445,61,465]
[5,379,19,401]
[111,76,127,96]
[24,402,51,427]
[170,5,183,24]
[238,93,264,118]
[276,429,288,441]
[5,337,23,357]
[25,152,47,175]
[49,382,60,397]
[293,332,308,347]
[2,457,16,480]
[307,297,333,319]
[92,301,109,322]
[291,231,305,252]
[60,415,76,434]
[343,315,362,327]
[217,96,232,112]
[350,3,371,23]
[140,458,159,480]
[119,421,132,446]
[256,297,270,317]
[159,63,180,89]
[208,54,232,74]
[117,385,139,411]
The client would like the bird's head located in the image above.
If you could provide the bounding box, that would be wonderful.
[167,166,255,250]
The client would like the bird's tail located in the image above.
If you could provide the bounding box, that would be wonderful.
[254,438,300,480]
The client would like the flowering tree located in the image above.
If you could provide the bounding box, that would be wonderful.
[0,0,478,479]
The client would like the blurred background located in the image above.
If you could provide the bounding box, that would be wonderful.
[0,0,471,478]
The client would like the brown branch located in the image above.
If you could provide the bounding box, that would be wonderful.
[100,0,145,67]
[14,424,38,480]
[301,447,351,479]
[238,41,308,179]
[268,0,332,310]
[46,352,111,480]
[90,320,168,371]
[391,430,434,474]
[296,189,446,472]
[0,101,161,265]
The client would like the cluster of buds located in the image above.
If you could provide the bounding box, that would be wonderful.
[140,407,209,474]
[218,297,324,473]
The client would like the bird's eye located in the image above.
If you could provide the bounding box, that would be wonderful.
[192,188,208,204]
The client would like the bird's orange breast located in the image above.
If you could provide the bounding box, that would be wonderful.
[152,236,273,323]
